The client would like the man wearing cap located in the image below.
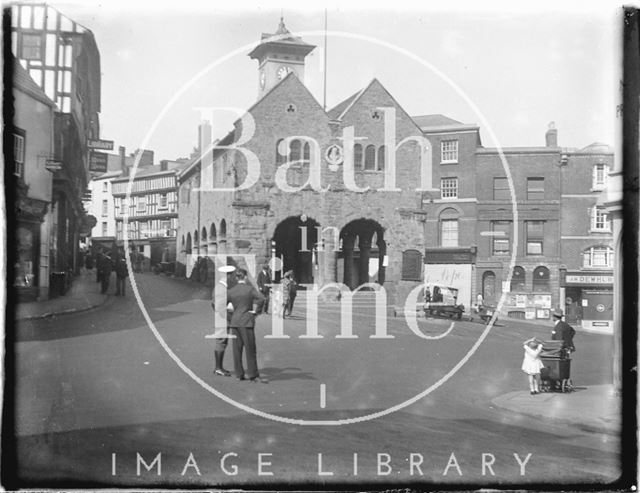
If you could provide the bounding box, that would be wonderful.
[256,264,272,314]
[551,308,576,353]
[211,265,237,377]
[227,268,268,383]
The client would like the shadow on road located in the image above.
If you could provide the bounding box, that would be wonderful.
[261,366,317,382]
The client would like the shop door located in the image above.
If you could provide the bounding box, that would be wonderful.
[565,287,582,325]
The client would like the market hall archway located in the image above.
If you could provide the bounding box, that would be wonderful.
[272,215,319,284]
[339,219,386,290]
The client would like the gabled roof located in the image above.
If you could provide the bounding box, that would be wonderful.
[327,89,362,120]
[13,59,55,108]
[179,71,326,182]
[412,114,463,128]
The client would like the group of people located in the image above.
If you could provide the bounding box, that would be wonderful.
[256,265,298,318]
[521,308,576,394]
[211,264,299,384]
[90,248,130,296]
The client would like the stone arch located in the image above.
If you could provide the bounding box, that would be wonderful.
[272,215,320,283]
[339,218,386,289]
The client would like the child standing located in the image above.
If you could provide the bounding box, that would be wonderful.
[522,338,544,394]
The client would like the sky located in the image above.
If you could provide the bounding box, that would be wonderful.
[53,0,622,162]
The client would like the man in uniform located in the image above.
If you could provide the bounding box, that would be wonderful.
[551,308,576,353]
[211,265,237,377]
[227,268,267,383]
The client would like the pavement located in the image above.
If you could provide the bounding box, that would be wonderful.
[15,268,108,321]
[13,272,619,438]
[491,384,620,435]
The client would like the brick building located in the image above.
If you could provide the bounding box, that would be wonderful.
[559,142,614,330]
[175,19,615,321]
[177,19,434,307]
[10,2,102,290]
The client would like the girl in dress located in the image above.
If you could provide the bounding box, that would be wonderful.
[522,338,544,394]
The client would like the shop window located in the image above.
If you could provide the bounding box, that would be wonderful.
[526,221,544,255]
[440,177,458,199]
[532,266,550,292]
[492,220,511,255]
[401,249,422,281]
[441,140,458,163]
[493,177,509,200]
[526,177,545,200]
[510,266,526,292]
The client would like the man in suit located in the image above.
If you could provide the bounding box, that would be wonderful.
[256,264,272,314]
[551,308,576,352]
[211,265,237,377]
[227,268,268,383]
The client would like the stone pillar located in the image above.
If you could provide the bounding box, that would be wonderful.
[343,235,355,289]
[359,236,372,285]
[377,239,387,285]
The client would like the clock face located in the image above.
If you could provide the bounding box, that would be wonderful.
[277,65,291,80]
[260,70,266,89]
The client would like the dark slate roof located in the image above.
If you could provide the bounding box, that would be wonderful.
[13,59,55,108]
[411,114,463,128]
[327,90,361,120]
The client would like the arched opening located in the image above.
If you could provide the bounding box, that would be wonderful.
[482,270,496,303]
[201,227,207,253]
[210,222,217,254]
[219,219,227,254]
[272,215,319,284]
[533,266,550,292]
[339,219,386,290]
[510,266,526,292]
[439,207,459,247]
[193,230,199,255]
[185,233,192,254]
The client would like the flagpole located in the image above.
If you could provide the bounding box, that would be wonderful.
[323,8,328,111]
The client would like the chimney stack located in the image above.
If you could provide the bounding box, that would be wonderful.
[119,146,128,177]
[545,121,558,147]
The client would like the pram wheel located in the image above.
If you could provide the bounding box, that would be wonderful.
[561,379,574,393]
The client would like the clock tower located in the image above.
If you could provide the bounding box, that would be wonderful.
[248,17,316,99]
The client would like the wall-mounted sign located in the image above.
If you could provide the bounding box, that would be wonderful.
[564,274,614,285]
[45,159,62,172]
[88,139,114,151]
[89,151,108,172]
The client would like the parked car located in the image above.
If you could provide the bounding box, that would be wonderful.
[422,284,465,320]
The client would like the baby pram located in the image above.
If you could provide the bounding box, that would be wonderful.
[539,340,573,393]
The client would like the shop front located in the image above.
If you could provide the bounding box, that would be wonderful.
[560,270,614,331]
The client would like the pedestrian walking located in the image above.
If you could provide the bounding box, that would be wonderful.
[212,265,236,377]
[100,252,113,294]
[114,249,129,296]
[256,264,272,314]
[280,270,293,319]
[285,273,297,317]
[227,268,267,383]
[95,249,103,283]
[551,308,576,355]
[522,337,544,394]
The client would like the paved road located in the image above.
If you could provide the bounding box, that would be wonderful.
[9,273,620,488]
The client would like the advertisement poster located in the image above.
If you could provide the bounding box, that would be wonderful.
[423,263,472,309]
